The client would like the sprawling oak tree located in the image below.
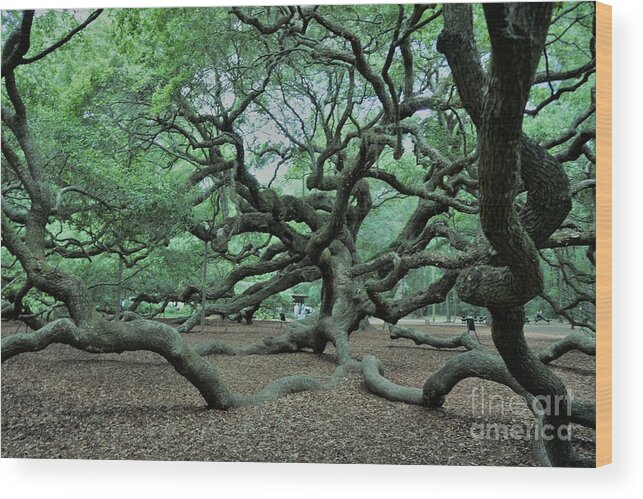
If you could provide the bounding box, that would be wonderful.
[2,3,597,466]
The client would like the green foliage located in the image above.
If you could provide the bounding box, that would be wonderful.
[1,5,596,326]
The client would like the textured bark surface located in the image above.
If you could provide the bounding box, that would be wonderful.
[538,331,596,364]
[1,6,596,467]
[0,12,329,411]
[2,318,234,409]
[389,325,475,349]
[434,3,583,467]
[361,355,424,405]
[489,308,573,465]
[387,324,594,430]
[194,317,325,356]
[1,322,596,465]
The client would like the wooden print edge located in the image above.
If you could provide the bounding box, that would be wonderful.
[595,0,612,467]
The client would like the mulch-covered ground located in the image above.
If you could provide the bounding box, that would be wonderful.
[1,319,595,466]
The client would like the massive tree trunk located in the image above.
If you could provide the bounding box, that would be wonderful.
[472,4,574,466]
[372,325,595,430]
[2,317,235,408]
[0,12,326,411]
[2,6,596,466]
[436,3,581,466]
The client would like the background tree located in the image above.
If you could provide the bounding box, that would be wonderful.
[2,3,597,466]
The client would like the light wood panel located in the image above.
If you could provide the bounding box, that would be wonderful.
[596,1,612,468]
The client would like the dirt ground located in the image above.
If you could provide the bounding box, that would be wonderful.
[1,319,595,466]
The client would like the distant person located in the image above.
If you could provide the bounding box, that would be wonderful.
[278,306,286,327]
[535,309,550,324]
[293,302,306,320]
[465,315,481,343]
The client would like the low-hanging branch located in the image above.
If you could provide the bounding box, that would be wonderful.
[1,4,597,467]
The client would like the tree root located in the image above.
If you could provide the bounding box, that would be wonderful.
[361,355,424,405]
[389,324,477,350]
[569,399,596,429]
[422,347,529,407]
[193,318,326,357]
[538,331,596,364]
[360,352,595,467]
[232,375,324,406]
[361,342,596,429]
[389,325,596,367]
[193,336,300,356]
[421,338,595,429]
[1,318,235,409]
[1,317,348,410]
